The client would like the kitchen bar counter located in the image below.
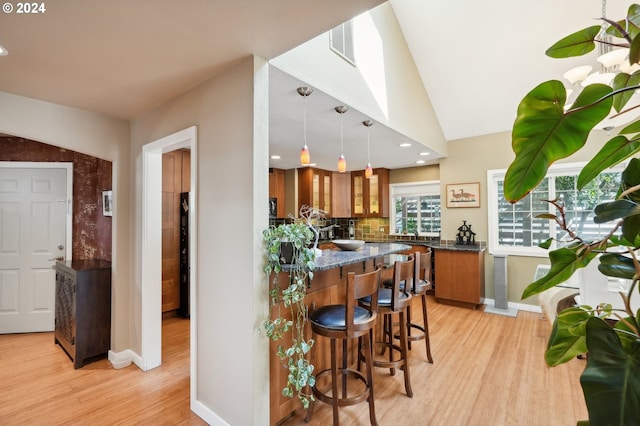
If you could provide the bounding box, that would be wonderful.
[314,242,411,271]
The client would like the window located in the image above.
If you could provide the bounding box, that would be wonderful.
[390,181,441,236]
[487,162,623,256]
[330,21,356,65]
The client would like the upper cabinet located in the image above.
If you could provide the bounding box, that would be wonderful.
[298,167,331,215]
[351,168,389,218]
[269,167,286,218]
[331,171,351,218]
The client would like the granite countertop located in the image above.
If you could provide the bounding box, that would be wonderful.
[313,242,411,271]
[363,238,486,252]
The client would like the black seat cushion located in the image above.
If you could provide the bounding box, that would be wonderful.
[310,305,372,330]
[360,287,410,308]
[382,278,409,292]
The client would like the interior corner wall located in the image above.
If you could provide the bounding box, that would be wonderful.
[0,91,132,352]
[270,2,447,157]
[440,129,613,306]
[130,56,269,426]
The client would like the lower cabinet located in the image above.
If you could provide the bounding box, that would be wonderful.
[55,259,112,369]
[434,249,485,308]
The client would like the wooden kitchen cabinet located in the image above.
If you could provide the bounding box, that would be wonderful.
[331,171,351,217]
[298,167,331,215]
[269,167,286,218]
[434,249,485,309]
[55,259,111,369]
[351,168,389,217]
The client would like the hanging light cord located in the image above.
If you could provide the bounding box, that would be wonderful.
[340,111,344,155]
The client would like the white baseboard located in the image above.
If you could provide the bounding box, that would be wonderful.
[108,349,144,370]
[191,399,231,426]
[481,298,542,314]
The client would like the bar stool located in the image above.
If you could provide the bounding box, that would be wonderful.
[306,265,382,426]
[360,255,414,398]
[382,250,434,363]
[409,249,434,362]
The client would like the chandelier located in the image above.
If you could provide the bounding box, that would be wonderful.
[560,0,640,130]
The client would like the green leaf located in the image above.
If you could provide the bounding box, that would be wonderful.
[631,31,640,67]
[545,307,591,366]
[594,199,640,223]
[598,252,636,280]
[612,73,640,113]
[505,81,612,202]
[545,26,601,58]
[607,4,640,39]
[619,120,640,135]
[580,317,640,426]
[578,135,640,190]
[538,237,553,249]
[622,213,640,243]
[521,247,595,299]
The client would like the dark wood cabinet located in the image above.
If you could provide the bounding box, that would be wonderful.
[434,249,485,309]
[55,259,111,369]
[269,167,286,218]
[351,168,389,217]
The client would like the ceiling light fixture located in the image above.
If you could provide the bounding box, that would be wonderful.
[399,143,411,148]
[335,105,348,172]
[363,120,374,178]
[560,0,640,128]
[419,152,430,156]
[0,44,8,56]
[298,86,313,165]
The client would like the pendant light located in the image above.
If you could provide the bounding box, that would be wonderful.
[298,87,313,165]
[363,120,374,178]
[335,105,348,172]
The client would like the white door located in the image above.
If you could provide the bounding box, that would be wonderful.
[0,165,70,333]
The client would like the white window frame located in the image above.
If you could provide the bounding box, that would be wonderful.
[389,180,441,237]
[329,21,356,66]
[487,161,625,257]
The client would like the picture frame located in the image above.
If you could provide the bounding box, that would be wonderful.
[446,182,480,208]
[102,190,113,216]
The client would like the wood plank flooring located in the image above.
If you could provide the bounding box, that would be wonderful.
[0,297,588,425]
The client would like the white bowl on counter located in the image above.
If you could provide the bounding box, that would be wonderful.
[332,239,365,251]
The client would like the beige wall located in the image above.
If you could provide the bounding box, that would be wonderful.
[390,164,439,184]
[271,2,446,159]
[130,56,269,425]
[0,91,132,351]
[440,129,612,306]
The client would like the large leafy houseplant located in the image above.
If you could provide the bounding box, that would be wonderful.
[504,5,640,425]
[263,220,316,408]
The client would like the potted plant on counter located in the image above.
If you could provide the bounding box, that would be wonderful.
[263,218,316,408]
[504,4,640,425]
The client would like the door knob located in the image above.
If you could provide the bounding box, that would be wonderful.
[49,256,64,261]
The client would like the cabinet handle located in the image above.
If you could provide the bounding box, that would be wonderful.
[49,256,64,262]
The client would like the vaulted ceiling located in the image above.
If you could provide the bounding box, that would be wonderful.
[0,0,634,167]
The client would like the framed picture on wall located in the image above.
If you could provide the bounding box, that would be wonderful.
[446,182,480,208]
[102,190,113,216]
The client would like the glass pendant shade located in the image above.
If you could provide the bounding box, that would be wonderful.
[365,163,373,178]
[563,65,592,85]
[338,154,347,172]
[297,86,313,166]
[300,144,310,165]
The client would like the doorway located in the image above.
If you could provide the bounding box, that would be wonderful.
[140,126,197,401]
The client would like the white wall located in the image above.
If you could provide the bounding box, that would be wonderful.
[0,91,132,351]
[270,2,447,158]
[130,56,270,425]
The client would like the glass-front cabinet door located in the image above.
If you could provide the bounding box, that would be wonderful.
[323,174,331,214]
[352,172,364,216]
[368,174,379,215]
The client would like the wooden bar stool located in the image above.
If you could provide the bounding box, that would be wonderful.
[382,250,434,363]
[360,255,414,398]
[409,249,434,363]
[306,265,382,426]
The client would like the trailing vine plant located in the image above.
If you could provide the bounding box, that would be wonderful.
[263,218,317,408]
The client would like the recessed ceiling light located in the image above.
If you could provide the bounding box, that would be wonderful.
[0,45,8,56]
[399,143,411,148]
[419,152,430,156]
[416,160,426,164]
[270,155,281,160]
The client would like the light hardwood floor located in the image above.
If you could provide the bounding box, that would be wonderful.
[0,297,588,425]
